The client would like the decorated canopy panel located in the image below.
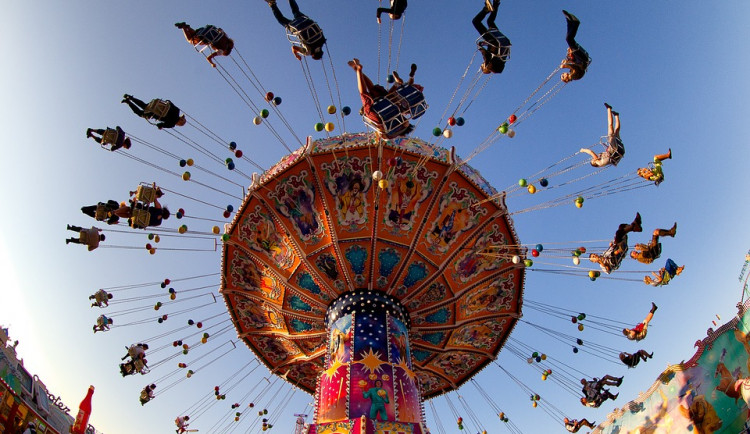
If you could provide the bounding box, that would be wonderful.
[221,133,525,397]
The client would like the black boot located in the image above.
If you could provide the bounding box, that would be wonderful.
[650,302,658,313]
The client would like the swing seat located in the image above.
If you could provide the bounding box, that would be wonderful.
[134,185,159,204]
[606,137,625,166]
[144,99,172,119]
[598,243,628,274]
[477,29,512,61]
[101,127,125,150]
[131,208,151,229]
[389,85,428,119]
[362,98,408,138]
[94,203,111,221]
[196,25,225,48]
[286,16,325,47]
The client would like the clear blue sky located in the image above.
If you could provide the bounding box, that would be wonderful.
[1,1,749,433]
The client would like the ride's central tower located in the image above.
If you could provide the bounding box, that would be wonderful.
[310,290,425,434]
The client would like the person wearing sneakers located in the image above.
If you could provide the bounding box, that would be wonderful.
[265,0,326,60]
[619,350,653,368]
[560,10,590,82]
[580,103,624,167]
[589,212,643,274]
[631,222,677,264]
[644,258,684,287]
[473,0,510,74]
[348,58,418,138]
[377,0,407,23]
[122,94,187,129]
[65,225,105,251]
[637,149,672,185]
[624,303,658,341]
[174,22,234,67]
[564,417,596,433]
[85,126,131,151]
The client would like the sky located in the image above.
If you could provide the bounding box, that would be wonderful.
[1,0,750,433]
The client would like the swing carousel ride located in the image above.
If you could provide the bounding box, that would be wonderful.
[70,2,692,433]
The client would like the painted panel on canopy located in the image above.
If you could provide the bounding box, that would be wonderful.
[313,148,375,240]
[371,242,409,291]
[246,334,303,369]
[234,201,301,279]
[282,289,327,317]
[226,292,288,333]
[418,176,495,266]
[403,276,454,313]
[306,247,349,296]
[411,304,455,328]
[415,371,452,398]
[445,318,512,353]
[289,265,337,305]
[454,272,520,322]
[283,359,324,395]
[410,330,450,349]
[392,256,438,299]
[338,240,372,290]
[224,248,285,303]
[375,150,441,245]
[259,161,331,254]
[292,335,328,358]
[283,313,327,336]
[425,352,485,383]
[391,137,452,163]
[444,221,514,288]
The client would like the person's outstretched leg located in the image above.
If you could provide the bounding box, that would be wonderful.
[613,112,620,137]
[266,1,291,26]
[67,224,83,233]
[605,103,614,137]
[654,149,672,161]
[123,97,146,117]
[642,303,657,326]
[472,6,490,36]
[563,10,580,48]
[486,0,500,29]
[289,0,303,18]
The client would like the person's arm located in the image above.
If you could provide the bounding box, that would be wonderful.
[292,46,305,60]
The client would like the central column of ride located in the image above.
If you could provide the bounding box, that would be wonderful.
[309,290,426,434]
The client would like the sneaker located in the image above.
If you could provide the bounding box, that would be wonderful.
[409,63,417,78]
[616,376,623,386]
[174,22,186,29]
[67,224,72,230]
[612,393,619,400]
[65,239,70,244]
[86,128,93,138]
[604,102,612,110]
[612,111,619,116]
[648,352,654,359]
[121,94,132,103]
